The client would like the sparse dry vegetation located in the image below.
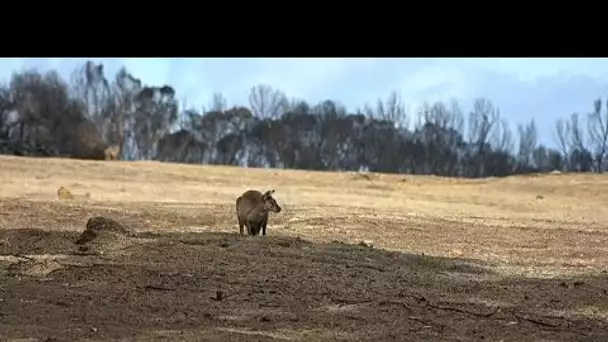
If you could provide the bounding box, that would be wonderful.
[103,145,120,161]
[0,155,607,341]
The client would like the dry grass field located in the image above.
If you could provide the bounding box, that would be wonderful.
[0,155,607,341]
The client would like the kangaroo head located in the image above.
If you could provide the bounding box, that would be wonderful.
[262,189,282,213]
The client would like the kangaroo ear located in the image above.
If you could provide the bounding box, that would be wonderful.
[263,189,275,198]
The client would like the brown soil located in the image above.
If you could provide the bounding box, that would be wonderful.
[0,156,607,341]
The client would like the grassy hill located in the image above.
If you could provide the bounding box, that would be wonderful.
[0,155,606,341]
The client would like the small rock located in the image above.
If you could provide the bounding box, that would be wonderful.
[451,249,465,257]
[7,258,64,277]
[358,240,374,248]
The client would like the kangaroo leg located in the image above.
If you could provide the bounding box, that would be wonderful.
[261,216,268,236]
[238,218,245,235]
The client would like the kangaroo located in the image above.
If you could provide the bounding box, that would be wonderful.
[236,189,282,236]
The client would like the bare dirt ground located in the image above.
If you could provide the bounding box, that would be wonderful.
[0,155,607,342]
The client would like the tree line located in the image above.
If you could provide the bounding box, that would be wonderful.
[0,60,606,178]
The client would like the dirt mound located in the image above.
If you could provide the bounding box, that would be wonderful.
[85,216,129,235]
[76,216,129,244]
[77,232,134,255]
[76,216,133,254]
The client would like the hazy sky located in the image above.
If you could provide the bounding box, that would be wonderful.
[1,58,607,146]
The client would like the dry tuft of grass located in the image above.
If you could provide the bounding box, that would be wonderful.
[56,186,74,200]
